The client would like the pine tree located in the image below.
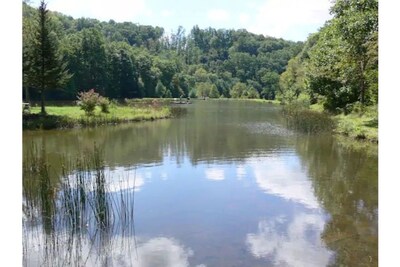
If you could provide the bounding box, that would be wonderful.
[28,1,71,114]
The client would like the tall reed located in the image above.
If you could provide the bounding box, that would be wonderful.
[23,143,137,266]
[282,103,335,133]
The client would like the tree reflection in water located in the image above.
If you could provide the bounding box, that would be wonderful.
[295,135,378,266]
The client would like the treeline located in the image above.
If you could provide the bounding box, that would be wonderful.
[278,0,378,112]
[22,2,302,102]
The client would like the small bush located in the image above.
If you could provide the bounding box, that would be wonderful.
[77,89,100,115]
[77,89,111,115]
[98,96,110,113]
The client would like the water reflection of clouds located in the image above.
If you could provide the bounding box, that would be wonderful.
[135,237,196,267]
[236,165,247,180]
[24,227,205,267]
[249,156,320,209]
[107,174,145,192]
[246,213,333,267]
[205,168,225,181]
[66,168,145,192]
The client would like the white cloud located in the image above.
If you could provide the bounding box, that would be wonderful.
[239,13,250,24]
[205,167,225,181]
[44,0,150,22]
[24,227,202,267]
[248,0,332,40]
[250,157,321,209]
[207,9,230,22]
[246,214,333,266]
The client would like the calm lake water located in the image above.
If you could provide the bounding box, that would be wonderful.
[23,100,378,267]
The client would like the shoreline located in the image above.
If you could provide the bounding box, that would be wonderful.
[23,105,173,130]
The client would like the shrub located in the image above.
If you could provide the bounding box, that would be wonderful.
[98,96,110,113]
[77,89,111,115]
[77,89,100,115]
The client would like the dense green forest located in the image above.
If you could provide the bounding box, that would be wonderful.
[22,1,302,102]
[23,0,378,113]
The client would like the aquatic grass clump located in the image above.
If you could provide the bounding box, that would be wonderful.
[23,144,138,266]
[282,104,335,133]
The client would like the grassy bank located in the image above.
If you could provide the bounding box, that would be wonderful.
[311,103,378,142]
[23,103,172,130]
[334,110,378,142]
[281,101,378,142]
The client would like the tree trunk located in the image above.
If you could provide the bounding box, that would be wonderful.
[360,60,365,104]
[24,86,30,104]
[40,90,46,114]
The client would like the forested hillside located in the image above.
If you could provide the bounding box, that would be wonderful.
[23,2,302,102]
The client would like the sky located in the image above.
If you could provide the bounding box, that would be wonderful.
[28,0,333,42]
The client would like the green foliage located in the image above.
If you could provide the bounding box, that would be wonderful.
[24,104,172,130]
[305,0,378,111]
[230,82,259,99]
[243,86,260,99]
[335,104,378,142]
[24,1,72,113]
[193,82,219,98]
[23,2,302,102]
[77,89,100,115]
[209,85,220,98]
[282,103,335,133]
[230,82,247,98]
[76,89,111,115]
[278,57,305,103]
[98,96,110,113]
[155,80,167,98]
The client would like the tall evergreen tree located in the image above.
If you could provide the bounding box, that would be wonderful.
[28,1,71,114]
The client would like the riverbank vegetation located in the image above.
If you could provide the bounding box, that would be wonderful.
[23,99,172,130]
[282,101,378,142]
[333,105,378,142]
[282,102,335,134]
[278,0,378,141]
